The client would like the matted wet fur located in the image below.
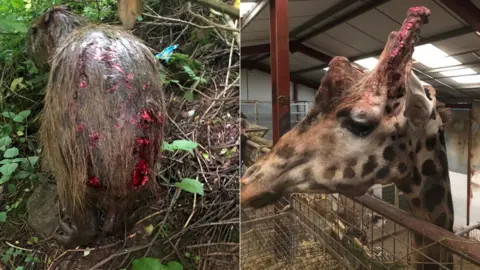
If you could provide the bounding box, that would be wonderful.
[27,6,165,245]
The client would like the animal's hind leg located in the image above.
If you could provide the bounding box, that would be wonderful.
[54,206,98,248]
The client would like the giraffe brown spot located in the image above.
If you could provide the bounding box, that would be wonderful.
[323,165,337,180]
[397,162,407,174]
[413,167,421,186]
[347,158,357,167]
[343,167,356,179]
[415,141,421,153]
[309,182,331,192]
[397,181,412,193]
[385,105,392,114]
[376,166,389,179]
[302,168,314,181]
[434,212,447,228]
[438,150,449,179]
[421,159,437,176]
[425,135,436,151]
[438,129,446,147]
[297,108,321,134]
[361,155,377,177]
[411,197,421,208]
[383,145,395,161]
[398,143,406,151]
[277,151,314,174]
[424,184,445,212]
[276,145,295,159]
[378,136,387,146]
[408,151,414,160]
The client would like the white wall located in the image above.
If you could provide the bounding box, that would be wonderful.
[240,68,316,102]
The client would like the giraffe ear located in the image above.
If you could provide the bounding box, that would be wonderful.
[404,71,433,125]
[316,56,364,111]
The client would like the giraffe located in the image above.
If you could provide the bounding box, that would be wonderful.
[240,7,454,270]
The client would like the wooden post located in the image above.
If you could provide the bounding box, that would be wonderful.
[269,0,290,144]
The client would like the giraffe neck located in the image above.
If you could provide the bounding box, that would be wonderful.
[400,124,454,270]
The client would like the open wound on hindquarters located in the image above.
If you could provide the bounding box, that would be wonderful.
[74,39,166,190]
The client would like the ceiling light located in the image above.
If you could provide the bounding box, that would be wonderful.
[451,74,480,84]
[440,68,477,77]
[354,57,378,71]
[240,2,256,17]
[323,67,329,71]
[413,44,461,68]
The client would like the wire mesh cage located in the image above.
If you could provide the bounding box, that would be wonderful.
[240,194,480,270]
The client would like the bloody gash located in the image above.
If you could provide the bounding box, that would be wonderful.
[27,6,165,247]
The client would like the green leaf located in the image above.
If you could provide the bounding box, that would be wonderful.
[0,159,12,164]
[0,163,18,176]
[132,257,164,270]
[18,110,30,118]
[8,184,15,194]
[0,176,10,184]
[15,267,24,270]
[2,112,15,118]
[0,212,6,222]
[137,15,143,21]
[183,65,197,80]
[17,125,25,132]
[13,171,30,179]
[0,137,12,147]
[10,77,24,91]
[183,91,194,102]
[26,156,39,166]
[4,147,19,158]
[162,140,198,154]
[144,224,154,236]
[175,178,204,196]
[2,124,13,135]
[13,115,24,123]
[166,261,183,270]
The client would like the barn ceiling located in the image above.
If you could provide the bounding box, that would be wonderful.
[240,0,480,102]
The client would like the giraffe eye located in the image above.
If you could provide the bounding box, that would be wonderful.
[342,118,377,137]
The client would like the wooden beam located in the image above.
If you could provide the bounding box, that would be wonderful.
[241,0,268,30]
[242,43,271,56]
[269,0,291,143]
[439,0,480,32]
[353,195,480,265]
[290,42,332,63]
[296,0,390,42]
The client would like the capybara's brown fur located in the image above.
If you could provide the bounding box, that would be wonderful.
[27,6,165,246]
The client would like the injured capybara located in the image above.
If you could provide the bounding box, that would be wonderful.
[26,6,165,247]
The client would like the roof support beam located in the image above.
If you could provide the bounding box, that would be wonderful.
[296,0,390,43]
[241,41,332,63]
[269,0,291,143]
[288,0,359,38]
[439,0,480,32]
[293,26,474,74]
[241,0,269,30]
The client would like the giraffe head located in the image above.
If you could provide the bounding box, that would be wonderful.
[241,7,442,208]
